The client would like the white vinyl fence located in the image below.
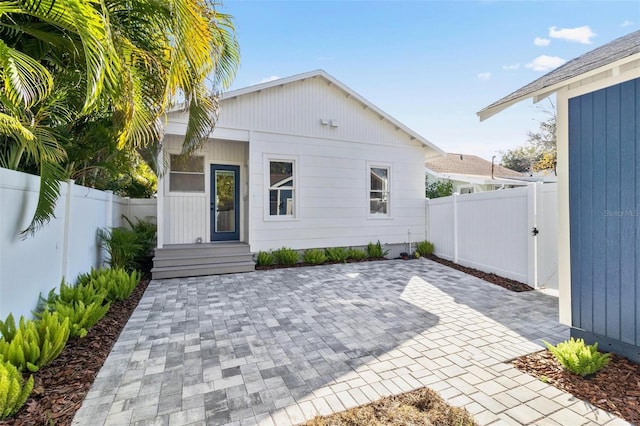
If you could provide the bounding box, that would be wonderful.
[0,168,157,320]
[426,182,558,290]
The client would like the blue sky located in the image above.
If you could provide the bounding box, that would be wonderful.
[219,1,640,161]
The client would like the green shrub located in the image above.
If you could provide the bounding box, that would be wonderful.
[97,227,141,271]
[255,251,275,266]
[415,241,434,257]
[82,268,140,302]
[41,279,107,307]
[366,240,389,259]
[544,338,611,377]
[325,247,349,263]
[49,300,111,338]
[347,248,367,261]
[303,248,327,265]
[272,247,299,266]
[0,312,70,372]
[122,216,157,272]
[0,359,34,419]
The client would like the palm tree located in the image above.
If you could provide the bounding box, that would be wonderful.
[0,0,239,235]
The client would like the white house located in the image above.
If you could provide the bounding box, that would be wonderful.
[153,70,445,278]
[425,153,529,194]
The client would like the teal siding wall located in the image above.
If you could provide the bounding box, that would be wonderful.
[569,77,640,361]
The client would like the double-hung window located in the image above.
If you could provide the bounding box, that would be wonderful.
[369,165,390,216]
[268,159,295,217]
[169,155,204,192]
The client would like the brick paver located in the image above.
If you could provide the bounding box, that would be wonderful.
[72,259,631,425]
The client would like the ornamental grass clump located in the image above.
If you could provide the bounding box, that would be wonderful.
[255,251,275,266]
[0,312,69,372]
[272,247,299,266]
[415,240,434,257]
[366,240,389,259]
[325,247,349,263]
[0,359,34,419]
[347,248,367,261]
[303,248,327,265]
[78,268,140,302]
[544,338,611,377]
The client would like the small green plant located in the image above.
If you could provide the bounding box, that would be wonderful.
[0,359,34,419]
[0,312,70,372]
[255,251,275,266]
[415,240,434,257]
[49,300,111,338]
[325,247,349,263]
[272,247,299,266]
[97,227,142,271]
[303,248,327,265]
[347,248,367,261]
[122,216,157,272]
[544,338,611,377]
[366,240,389,259]
[83,268,140,302]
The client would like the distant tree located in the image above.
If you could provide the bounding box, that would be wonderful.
[501,101,556,174]
[425,176,453,199]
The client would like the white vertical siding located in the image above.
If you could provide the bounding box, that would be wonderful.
[162,134,248,244]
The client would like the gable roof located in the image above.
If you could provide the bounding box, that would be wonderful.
[220,70,445,156]
[426,153,523,179]
[478,30,640,121]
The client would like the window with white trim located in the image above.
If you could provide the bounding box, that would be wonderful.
[369,165,390,216]
[268,160,295,217]
[169,155,204,192]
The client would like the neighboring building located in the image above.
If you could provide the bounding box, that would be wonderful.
[153,70,445,278]
[426,153,529,194]
[478,30,640,362]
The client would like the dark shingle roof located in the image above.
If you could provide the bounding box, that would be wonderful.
[426,153,523,179]
[478,30,640,119]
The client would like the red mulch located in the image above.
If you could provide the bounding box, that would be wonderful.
[426,254,533,292]
[513,350,640,425]
[0,278,149,426]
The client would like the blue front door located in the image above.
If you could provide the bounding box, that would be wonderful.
[211,165,240,241]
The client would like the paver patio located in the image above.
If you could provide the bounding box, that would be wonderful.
[72,259,631,426]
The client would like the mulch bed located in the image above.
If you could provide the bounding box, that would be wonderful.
[426,254,533,292]
[513,350,640,425]
[0,278,149,426]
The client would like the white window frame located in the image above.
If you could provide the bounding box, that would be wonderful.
[264,154,299,221]
[169,154,205,193]
[367,162,391,218]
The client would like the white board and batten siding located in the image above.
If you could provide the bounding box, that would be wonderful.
[163,73,436,251]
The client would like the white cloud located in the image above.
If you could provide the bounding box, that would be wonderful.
[477,72,491,81]
[257,75,280,84]
[534,37,551,46]
[502,63,520,71]
[621,20,634,28]
[526,55,567,72]
[549,25,597,44]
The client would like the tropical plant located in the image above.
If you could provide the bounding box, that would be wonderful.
[303,248,327,265]
[415,241,434,257]
[48,300,110,338]
[0,0,240,235]
[79,268,140,302]
[366,241,389,259]
[97,227,142,271]
[272,247,299,266]
[544,338,611,377]
[347,248,368,261]
[0,359,34,419]
[122,216,157,272]
[255,251,274,267]
[325,247,349,263]
[0,312,70,372]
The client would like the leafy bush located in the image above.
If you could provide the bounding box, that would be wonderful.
[425,177,453,199]
[272,247,299,266]
[303,248,327,265]
[544,338,611,377]
[80,268,140,302]
[48,300,111,338]
[347,248,367,261]
[122,216,157,272]
[0,359,34,419]
[40,279,107,307]
[415,241,434,257]
[255,251,275,267]
[0,312,70,372]
[97,227,141,271]
[325,247,349,263]
[366,240,389,259]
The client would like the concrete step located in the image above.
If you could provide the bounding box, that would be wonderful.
[155,243,250,258]
[153,252,253,268]
[151,261,255,279]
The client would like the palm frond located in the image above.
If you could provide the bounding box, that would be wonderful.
[0,39,53,107]
[21,159,67,237]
